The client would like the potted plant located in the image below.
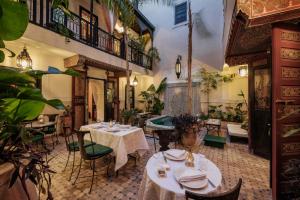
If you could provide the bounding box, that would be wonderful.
[120,108,138,125]
[172,114,200,147]
[0,66,78,199]
[139,77,167,115]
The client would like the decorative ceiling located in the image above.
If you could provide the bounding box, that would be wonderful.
[238,0,300,26]
[239,0,300,18]
[226,1,300,65]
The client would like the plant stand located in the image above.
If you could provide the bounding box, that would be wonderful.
[203,134,226,148]
[0,163,38,200]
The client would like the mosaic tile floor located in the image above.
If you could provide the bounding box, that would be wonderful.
[45,128,272,200]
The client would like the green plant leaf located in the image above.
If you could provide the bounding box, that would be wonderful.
[0,0,29,41]
[0,67,35,86]
[147,84,156,92]
[47,99,65,110]
[0,49,4,62]
[156,77,167,95]
[63,68,80,76]
[9,166,20,188]
[0,5,3,18]
[3,98,45,121]
[4,47,15,57]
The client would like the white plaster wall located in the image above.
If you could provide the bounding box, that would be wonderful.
[119,75,154,111]
[201,65,249,114]
[139,0,225,85]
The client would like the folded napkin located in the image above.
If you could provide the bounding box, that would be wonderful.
[165,149,186,159]
[177,168,206,182]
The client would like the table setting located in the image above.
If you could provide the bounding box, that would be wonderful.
[138,149,222,200]
[80,121,149,171]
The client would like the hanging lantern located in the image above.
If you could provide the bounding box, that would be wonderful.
[16,46,32,70]
[133,76,138,86]
[175,55,182,79]
[238,65,248,77]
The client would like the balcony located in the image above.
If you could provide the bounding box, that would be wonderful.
[27,0,152,70]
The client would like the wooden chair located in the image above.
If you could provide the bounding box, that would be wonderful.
[73,130,113,193]
[185,178,242,200]
[61,126,94,181]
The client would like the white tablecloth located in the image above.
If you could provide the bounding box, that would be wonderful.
[80,123,149,171]
[138,152,222,200]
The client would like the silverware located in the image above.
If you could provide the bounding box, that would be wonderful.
[162,151,168,163]
[208,178,216,188]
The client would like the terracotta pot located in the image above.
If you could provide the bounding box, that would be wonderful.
[0,163,38,200]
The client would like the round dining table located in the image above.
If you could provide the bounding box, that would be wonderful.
[138,151,222,200]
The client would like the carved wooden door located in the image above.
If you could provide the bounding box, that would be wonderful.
[272,24,300,200]
[249,59,271,159]
[72,71,87,130]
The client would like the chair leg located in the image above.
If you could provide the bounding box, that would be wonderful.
[55,131,59,144]
[69,151,76,181]
[63,151,71,172]
[73,158,82,185]
[153,132,156,152]
[89,160,95,194]
[51,135,55,149]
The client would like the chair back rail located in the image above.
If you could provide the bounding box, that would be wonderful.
[185,178,242,200]
[62,125,75,151]
[74,129,95,159]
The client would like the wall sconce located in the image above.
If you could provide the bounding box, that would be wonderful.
[238,65,248,77]
[175,55,182,79]
[16,46,32,70]
[132,76,138,86]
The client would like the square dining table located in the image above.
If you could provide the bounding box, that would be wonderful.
[80,123,149,171]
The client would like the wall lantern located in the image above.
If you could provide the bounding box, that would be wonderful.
[175,55,182,79]
[133,76,138,86]
[238,65,248,77]
[16,46,32,70]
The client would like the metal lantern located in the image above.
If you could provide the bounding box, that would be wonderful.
[133,76,138,86]
[238,65,248,77]
[175,55,182,79]
[16,46,32,70]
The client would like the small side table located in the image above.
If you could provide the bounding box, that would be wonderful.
[205,119,221,136]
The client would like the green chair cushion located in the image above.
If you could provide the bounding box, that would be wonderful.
[85,144,113,158]
[68,140,95,151]
[204,135,226,148]
[31,134,44,143]
[43,126,56,134]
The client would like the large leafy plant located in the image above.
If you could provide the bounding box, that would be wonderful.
[139,77,167,115]
[0,66,79,199]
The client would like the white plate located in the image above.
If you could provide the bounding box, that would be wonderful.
[174,167,208,189]
[104,128,120,132]
[164,150,187,161]
[120,125,131,128]
[92,125,104,129]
